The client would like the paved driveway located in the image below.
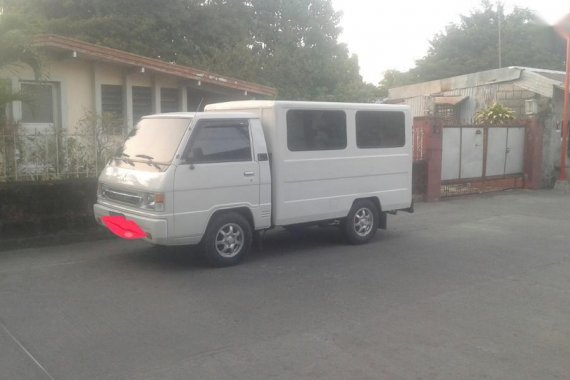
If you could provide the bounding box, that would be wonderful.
[1,190,569,379]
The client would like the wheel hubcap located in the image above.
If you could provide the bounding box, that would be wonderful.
[353,208,373,237]
[215,223,244,258]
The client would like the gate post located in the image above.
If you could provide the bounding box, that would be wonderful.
[524,117,543,189]
[413,117,443,201]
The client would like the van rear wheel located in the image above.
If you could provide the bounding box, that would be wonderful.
[202,212,252,267]
[343,200,379,244]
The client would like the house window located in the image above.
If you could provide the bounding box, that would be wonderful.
[356,111,405,148]
[286,109,347,151]
[435,104,457,120]
[161,88,179,113]
[101,85,123,117]
[21,82,56,124]
[101,85,124,135]
[133,86,152,123]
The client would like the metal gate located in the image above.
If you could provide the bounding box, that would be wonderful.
[441,125,525,196]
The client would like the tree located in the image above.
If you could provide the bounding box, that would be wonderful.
[377,69,418,98]
[383,1,565,88]
[3,0,375,102]
[0,15,43,128]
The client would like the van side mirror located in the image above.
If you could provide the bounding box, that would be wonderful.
[183,151,195,169]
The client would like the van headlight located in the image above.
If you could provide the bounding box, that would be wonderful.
[97,183,107,199]
[141,192,165,211]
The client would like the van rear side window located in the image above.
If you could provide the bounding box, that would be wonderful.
[286,110,347,151]
[356,111,405,148]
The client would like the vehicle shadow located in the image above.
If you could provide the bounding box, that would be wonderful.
[119,226,355,270]
[248,226,346,261]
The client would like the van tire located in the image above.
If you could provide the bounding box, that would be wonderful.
[202,212,252,267]
[343,200,379,244]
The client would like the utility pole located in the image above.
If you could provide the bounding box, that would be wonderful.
[555,14,570,192]
[497,1,502,69]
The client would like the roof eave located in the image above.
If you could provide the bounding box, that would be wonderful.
[33,34,276,97]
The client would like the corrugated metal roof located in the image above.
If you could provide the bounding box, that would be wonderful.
[434,96,468,105]
[389,66,566,100]
[389,67,523,99]
[387,66,566,121]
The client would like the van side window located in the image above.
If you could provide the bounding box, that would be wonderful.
[355,111,405,148]
[286,110,347,151]
[188,121,252,163]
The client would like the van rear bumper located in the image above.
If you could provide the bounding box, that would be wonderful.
[94,203,168,244]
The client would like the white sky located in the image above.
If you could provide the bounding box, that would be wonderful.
[332,0,570,84]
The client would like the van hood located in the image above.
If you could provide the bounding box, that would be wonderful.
[98,162,175,192]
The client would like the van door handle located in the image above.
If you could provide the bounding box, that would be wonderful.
[244,171,255,177]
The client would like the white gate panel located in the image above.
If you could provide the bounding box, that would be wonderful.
[442,128,461,180]
[460,128,484,178]
[505,127,525,174]
[486,128,508,176]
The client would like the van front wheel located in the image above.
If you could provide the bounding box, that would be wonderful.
[202,212,252,267]
[343,200,379,244]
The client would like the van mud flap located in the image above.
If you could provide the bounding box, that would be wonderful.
[378,212,387,230]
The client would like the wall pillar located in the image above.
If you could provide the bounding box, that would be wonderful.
[152,76,161,114]
[179,86,188,112]
[123,73,133,131]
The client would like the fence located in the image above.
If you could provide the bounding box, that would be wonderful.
[0,131,123,182]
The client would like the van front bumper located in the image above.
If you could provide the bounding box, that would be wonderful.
[94,203,168,244]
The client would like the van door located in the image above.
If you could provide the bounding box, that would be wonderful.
[173,119,259,241]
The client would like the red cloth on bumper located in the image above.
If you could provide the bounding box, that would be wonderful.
[101,216,146,239]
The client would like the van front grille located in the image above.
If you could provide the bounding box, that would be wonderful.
[103,188,142,206]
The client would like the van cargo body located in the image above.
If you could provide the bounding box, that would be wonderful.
[205,101,412,226]
[94,101,413,266]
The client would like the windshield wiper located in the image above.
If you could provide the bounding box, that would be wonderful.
[135,154,162,170]
[119,153,134,166]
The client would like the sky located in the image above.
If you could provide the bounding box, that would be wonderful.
[331,0,570,84]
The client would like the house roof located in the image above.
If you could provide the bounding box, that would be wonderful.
[33,34,276,97]
[388,66,565,100]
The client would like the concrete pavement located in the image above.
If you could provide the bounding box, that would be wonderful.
[1,190,569,379]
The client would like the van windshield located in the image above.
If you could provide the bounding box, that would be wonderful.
[119,117,191,164]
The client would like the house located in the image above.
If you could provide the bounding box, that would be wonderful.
[0,34,276,181]
[387,67,568,187]
[3,34,276,134]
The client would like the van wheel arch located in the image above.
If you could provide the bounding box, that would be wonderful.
[206,207,255,233]
[351,197,382,214]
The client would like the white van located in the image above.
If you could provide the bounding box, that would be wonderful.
[94,101,413,266]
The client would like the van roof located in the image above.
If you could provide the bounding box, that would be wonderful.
[142,111,259,120]
[205,100,411,112]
